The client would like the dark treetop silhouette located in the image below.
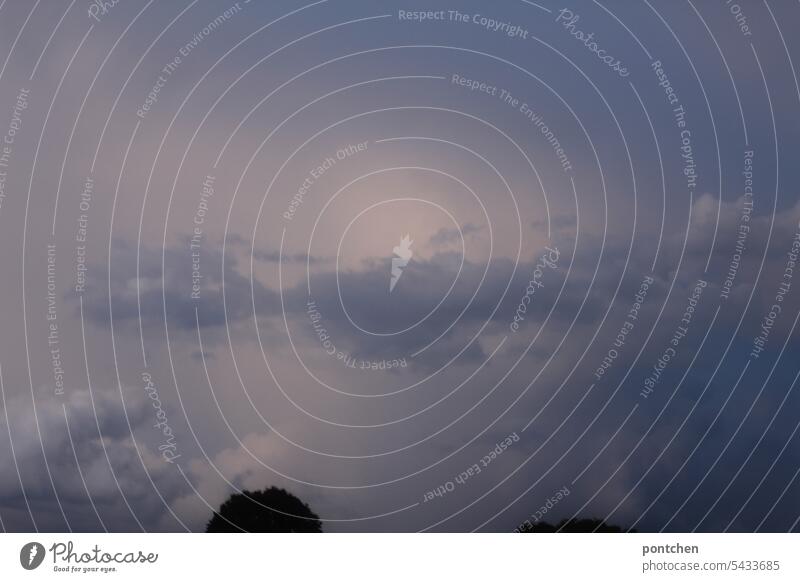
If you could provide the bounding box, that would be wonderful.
[519,518,633,533]
[206,487,323,532]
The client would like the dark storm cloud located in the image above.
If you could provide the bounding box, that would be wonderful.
[429,222,484,246]
[253,250,329,264]
[0,387,186,531]
[76,239,282,332]
[227,233,329,264]
[56,192,800,533]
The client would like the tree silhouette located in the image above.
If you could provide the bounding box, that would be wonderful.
[206,487,322,532]
[519,518,634,532]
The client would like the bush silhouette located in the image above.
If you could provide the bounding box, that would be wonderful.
[520,518,633,532]
[206,487,322,532]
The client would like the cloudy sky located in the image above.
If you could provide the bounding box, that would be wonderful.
[0,0,799,532]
